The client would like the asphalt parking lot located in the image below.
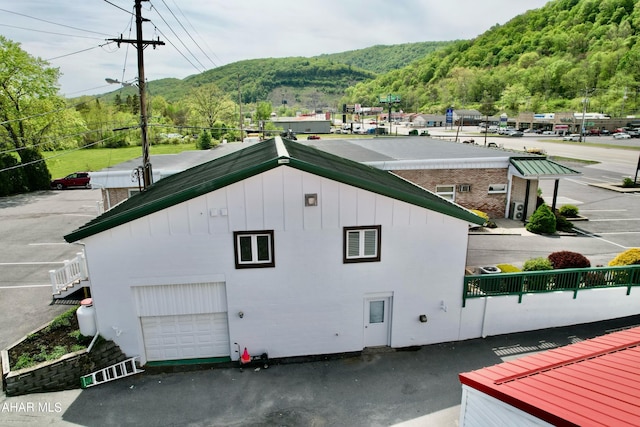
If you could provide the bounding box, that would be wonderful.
[0,142,638,426]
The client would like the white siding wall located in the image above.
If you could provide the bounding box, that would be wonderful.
[460,385,553,427]
[83,166,471,363]
[459,287,640,340]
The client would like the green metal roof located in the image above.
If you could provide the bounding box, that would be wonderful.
[509,157,581,177]
[65,137,484,242]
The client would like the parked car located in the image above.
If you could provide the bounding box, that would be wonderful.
[563,134,582,141]
[626,129,640,138]
[613,132,631,139]
[306,135,320,140]
[50,172,91,190]
[507,130,524,137]
[588,129,601,136]
[542,130,555,135]
[600,129,611,135]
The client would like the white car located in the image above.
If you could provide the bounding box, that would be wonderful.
[563,134,581,141]
[613,132,631,139]
[542,130,555,135]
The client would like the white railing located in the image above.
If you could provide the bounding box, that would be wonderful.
[50,252,88,295]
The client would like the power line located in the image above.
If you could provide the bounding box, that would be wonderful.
[169,0,221,67]
[103,0,135,16]
[0,24,106,40]
[159,0,217,68]
[149,25,203,73]
[0,135,121,174]
[0,124,139,156]
[0,8,113,36]
[148,3,206,73]
[46,41,116,61]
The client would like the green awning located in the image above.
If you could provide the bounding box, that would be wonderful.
[509,158,581,178]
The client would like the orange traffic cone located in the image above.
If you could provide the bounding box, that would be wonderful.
[241,347,251,364]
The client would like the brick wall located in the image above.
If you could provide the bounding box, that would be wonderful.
[103,188,130,209]
[3,339,128,397]
[394,168,510,218]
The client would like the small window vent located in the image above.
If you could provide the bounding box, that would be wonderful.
[457,184,471,192]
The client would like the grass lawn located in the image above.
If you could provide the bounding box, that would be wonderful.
[46,143,197,178]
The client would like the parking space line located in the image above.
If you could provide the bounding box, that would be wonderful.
[597,232,640,235]
[0,261,64,265]
[587,218,640,222]
[574,228,629,249]
[564,178,589,185]
[580,209,627,212]
[0,284,50,289]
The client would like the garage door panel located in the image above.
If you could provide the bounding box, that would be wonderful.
[141,313,229,361]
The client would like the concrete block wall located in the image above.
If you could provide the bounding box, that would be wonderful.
[3,339,128,397]
[394,168,509,218]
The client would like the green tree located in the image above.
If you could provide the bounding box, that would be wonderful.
[255,101,273,122]
[196,130,212,150]
[478,91,498,146]
[188,83,237,129]
[0,36,65,191]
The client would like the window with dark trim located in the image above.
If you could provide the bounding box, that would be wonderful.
[233,230,275,269]
[343,225,381,263]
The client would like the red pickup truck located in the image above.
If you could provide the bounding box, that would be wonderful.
[50,172,91,190]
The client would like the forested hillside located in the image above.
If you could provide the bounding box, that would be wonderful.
[346,0,640,116]
[316,42,454,74]
[101,42,450,110]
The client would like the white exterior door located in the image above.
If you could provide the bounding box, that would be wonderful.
[364,296,392,347]
[141,313,229,361]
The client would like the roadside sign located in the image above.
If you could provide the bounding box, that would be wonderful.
[446,108,453,124]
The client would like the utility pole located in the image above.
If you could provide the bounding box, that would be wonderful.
[109,0,164,190]
[580,87,594,143]
[238,74,243,142]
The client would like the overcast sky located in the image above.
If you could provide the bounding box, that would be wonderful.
[2,0,550,97]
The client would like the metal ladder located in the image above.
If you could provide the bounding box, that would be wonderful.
[80,357,144,388]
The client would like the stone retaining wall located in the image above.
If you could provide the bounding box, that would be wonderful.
[2,339,127,397]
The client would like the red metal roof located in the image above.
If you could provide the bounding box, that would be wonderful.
[459,326,640,426]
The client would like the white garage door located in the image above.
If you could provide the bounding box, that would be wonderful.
[133,282,230,362]
[141,313,229,361]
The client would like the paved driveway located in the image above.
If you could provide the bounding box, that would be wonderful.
[0,189,102,350]
[2,314,640,426]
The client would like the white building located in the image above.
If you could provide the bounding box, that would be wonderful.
[64,137,484,365]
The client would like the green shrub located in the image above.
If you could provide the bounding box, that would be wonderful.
[555,213,574,232]
[608,248,640,266]
[526,204,556,234]
[196,130,212,150]
[522,257,553,271]
[496,263,521,273]
[522,257,553,291]
[622,177,636,188]
[47,346,69,361]
[548,251,591,269]
[13,354,34,370]
[558,204,579,217]
[45,307,77,332]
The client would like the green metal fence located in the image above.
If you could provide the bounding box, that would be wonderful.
[463,265,640,306]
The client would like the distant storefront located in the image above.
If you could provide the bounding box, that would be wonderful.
[515,111,629,133]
